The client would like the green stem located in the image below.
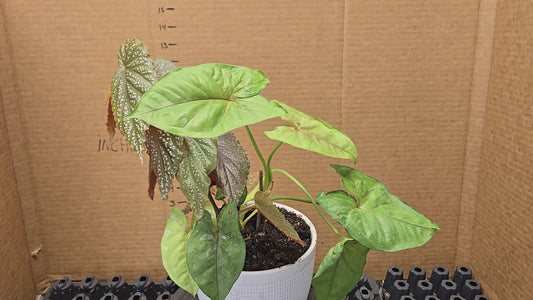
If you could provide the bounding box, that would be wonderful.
[272,169,342,238]
[245,126,269,187]
[271,196,313,204]
[264,142,283,188]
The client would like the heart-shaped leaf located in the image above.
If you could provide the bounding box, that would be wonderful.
[110,39,156,161]
[253,191,302,245]
[187,203,245,300]
[264,101,357,163]
[127,64,286,138]
[145,126,183,200]
[161,207,199,296]
[214,132,250,204]
[318,165,440,252]
[312,238,369,300]
[176,137,217,216]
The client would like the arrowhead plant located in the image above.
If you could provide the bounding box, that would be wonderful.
[108,39,440,300]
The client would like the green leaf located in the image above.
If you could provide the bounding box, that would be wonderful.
[127,64,286,138]
[146,126,183,200]
[187,203,245,300]
[317,165,441,252]
[264,101,357,163]
[214,132,250,204]
[110,39,156,161]
[176,137,217,216]
[312,238,369,300]
[253,191,302,245]
[161,207,199,296]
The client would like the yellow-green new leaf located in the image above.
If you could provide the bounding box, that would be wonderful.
[264,101,357,163]
[161,207,199,296]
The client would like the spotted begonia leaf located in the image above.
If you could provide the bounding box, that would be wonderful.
[176,137,217,216]
[153,59,177,78]
[146,126,183,200]
[110,39,156,161]
[213,132,250,204]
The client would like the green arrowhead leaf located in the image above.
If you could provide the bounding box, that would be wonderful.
[176,137,217,216]
[214,132,250,204]
[187,203,245,300]
[161,207,199,296]
[110,39,156,161]
[146,126,183,200]
[312,238,369,300]
[318,165,441,252]
[264,101,357,163]
[127,64,286,138]
[253,191,302,244]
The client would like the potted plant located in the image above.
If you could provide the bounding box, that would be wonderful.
[108,39,441,300]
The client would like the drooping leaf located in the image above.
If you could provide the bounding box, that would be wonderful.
[145,126,183,200]
[264,101,358,163]
[312,238,369,300]
[127,64,287,138]
[110,39,156,161]
[161,207,199,296]
[253,191,302,245]
[187,203,245,300]
[175,137,217,216]
[154,59,177,78]
[317,165,441,252]
[214,132,250,204]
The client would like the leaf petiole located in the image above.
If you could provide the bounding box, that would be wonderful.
[272,169,341,239]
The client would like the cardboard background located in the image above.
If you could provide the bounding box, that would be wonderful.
[1,1,532,299]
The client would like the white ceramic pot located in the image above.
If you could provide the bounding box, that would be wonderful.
[198,203,317,300]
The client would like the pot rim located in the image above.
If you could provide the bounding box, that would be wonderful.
[239,202,318,276]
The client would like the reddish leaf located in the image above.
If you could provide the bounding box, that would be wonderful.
[215,132,250,204]
[106,94,116,137]
[148,169,157,200]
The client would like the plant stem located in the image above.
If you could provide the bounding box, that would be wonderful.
[270,196,313,204]
[264,142,283,188]
[272,168,342,238]
[245,125,267,172]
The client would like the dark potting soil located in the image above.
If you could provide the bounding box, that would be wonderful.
[242,207,312,271]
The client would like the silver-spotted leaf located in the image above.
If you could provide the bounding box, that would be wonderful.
[253,191,302,244]
[318,165,441,252]
[146,126,183,200]
[176,137,217,216]
[154,59,177,78]
[215,132,250,204]
[264,101,357,163]
[161,207,199,296]
[187,203,245,300]
[110,39,156,160]
[312,238,369,300]
[127,64,286,138]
